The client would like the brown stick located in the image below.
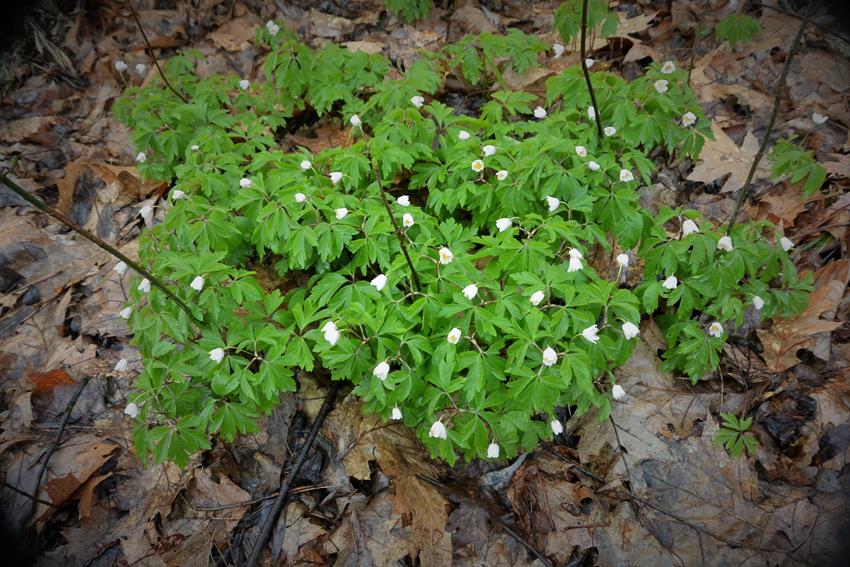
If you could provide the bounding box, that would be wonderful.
[1,173,201,324]
[245,381,341,567]
[580,0,604,139]
[126,1,190,103]
[372,164,421,292]
[727,0,818,230]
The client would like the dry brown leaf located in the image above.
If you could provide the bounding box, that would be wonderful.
[687,122,769,193]
[342,40,384,55]
[309,9,354,39]
[28,368,77,395]
[758,260,850,372]
[208,14,260,51]
[750,182,816,227]
[393,475,452,567]
[450,0,499,35]
[288,122,352,154]
[77,473,112,519]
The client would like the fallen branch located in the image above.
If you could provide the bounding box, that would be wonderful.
[126,1,190,103]
[580,0,604,139]
[0,172,202,324]
[245,381,342,567]
[727,0,818,230]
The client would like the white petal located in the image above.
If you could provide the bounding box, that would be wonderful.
[447,328,462,344]
[370,274,387,291]
[190,276,205,292]
[616,253,629,268]
[402,213,415,227]
[612,384,626,400]
[209,348,225,363]
[622,321,640,340]
[462,284,478,300]
[530,290,545,306]
[397,195,410,206]
[487,442,500,458]
[124,402,139,418]
[335,207,348,219]
[114,359,128,372]
[495,218,512,232]
[542,347,557,367]
[119,307,133,320]
[753,295,765,310]
[546,196,560,212]
[551,418,563,435]
[114,261,128,275]
[391,406,403,420]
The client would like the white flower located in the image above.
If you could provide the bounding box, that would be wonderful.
[135,151,146,163]
[568,248,583,272]
[411,95,425,108]
[542,346,558,367]
[662,275,678,290]
[370,274,388,291]
[402,213,414,228]
[530,290,545,306]
[137,278,150,293]
[496,218,512,232]
[496,169,509,181]
[239,177,252,189]
[619,169,634,182]
[397,195,410,206]
[581,324,600,344]
[335,207,348,220]
[552,43,565,58]
[682,219,699,236]
[588,106,596,120]
[447,328,462,344]
[753,295,765,310]
[330,171,343,184]
[300,160,312,170]
[708,322,724,338]
[209,347,225,363]
[114,60,128,72]
[439,247,454,265]
[551,418,564,435]
[588,160,600,171]
[373,361,390,380]
[114,261,128,276]
[190,144,199,151]
[349,114,362,127]
[119,306,133,320]
[717,235,734,252]
[604,126,617,137]
[140,204,153,225]
[114,359,128,372]
[780,236,794,251]
[135,63,147,76]
[546,196,560,212]
[324,327,340,345]
[294,192,306,203]
[266,20,280,35]
[482,145,496,156]
[654,79,669,94]
[487,442,500,458]
[124,402,139,418]
[391,406,403,420]
[585,58,595,68]
[622,321,640,340]
[812,112,829,125]
[171,189,186,200]
[616,253,629,268]
[661,60,676,74]
[612,384,626,400]
[462,284,478,300]
[322,321,337,333]
[458,130,471,140]
[575,145,587,157]
[429,420,448,439]
[682,111,697,127]
[533,106,547,119]
[238,79,250,90]
[471,159,485,172]
[190,276,204,292]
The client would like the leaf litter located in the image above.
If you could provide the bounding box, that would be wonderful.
[1,1,849,565]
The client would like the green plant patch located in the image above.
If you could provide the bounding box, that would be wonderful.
[114,22,810,467]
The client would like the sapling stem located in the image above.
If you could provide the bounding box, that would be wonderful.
[371,163,422,292]
[580,0,604,139]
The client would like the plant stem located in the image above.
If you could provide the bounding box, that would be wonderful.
[727,0,817,231]
[1,172,201,324]
[371,164,421,292]
[127,1,189,104]
[580,0,604,139]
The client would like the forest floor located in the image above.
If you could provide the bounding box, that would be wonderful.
[1,1,849,565]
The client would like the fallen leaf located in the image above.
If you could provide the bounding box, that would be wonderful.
[77,473,112,519]
[393,474,452,567]
[687,122,769,193]
[342,40,384,55]
[208,14,261,52]
[28,368,77,395]
[450,0,499,35]
[309,9,354,39]
[758,260,850,371]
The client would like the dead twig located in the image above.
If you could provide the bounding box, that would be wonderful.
[0,172,202,324]
[372,163,421,292]
[126,1,189,103]
[580,0,604,139]
[727,0,818,230]
[27,375,93,522]
[245,381,341,567]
